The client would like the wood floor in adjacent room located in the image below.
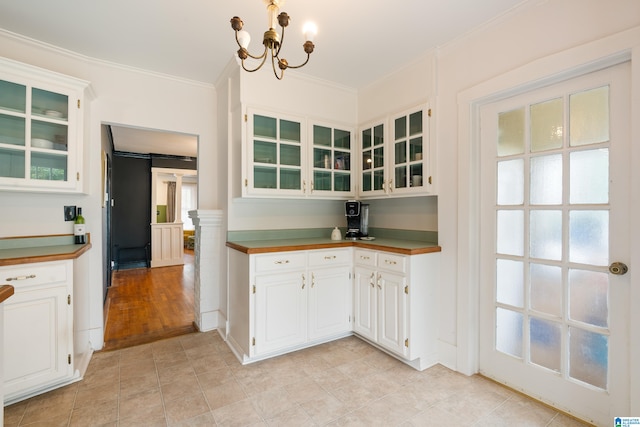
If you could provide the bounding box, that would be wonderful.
[102,249,196,351]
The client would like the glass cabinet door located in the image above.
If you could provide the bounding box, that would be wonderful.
[311,123,353,195]
[360,122,385,195]
[0,79,71,183]
[391,107,428,193]
[249,111,303,194]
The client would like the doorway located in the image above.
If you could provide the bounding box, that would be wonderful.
[477,63,630,424]
[102,124,198,349]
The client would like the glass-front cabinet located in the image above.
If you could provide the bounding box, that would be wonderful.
[358,104,432,198]
[309,122,354,197]
[360,121,386,197]
[0,58,89,193]
[245,108,354,199]
[247,109,305,197]
[390,106,429,195]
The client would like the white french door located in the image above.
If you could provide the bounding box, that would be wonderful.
[479,62,630,426]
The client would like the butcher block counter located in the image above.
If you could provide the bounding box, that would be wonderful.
[0,235,91,266]
[226,228,441,255]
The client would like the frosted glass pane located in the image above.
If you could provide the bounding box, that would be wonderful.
[497,159,524,205]
[530,210,562,261]
[530,154,562,205]
[569,327,607,389]
[530,317,561,372]
[570,149,609,204]
[531,98,563,152]
[496,308,522,358]
[570,86,609,147]
[569,210,608,266]
[569,269,608,327]
[496,259,523,307]
[497,210,524,256]
[498,108,525,157]
[530,263,562,317]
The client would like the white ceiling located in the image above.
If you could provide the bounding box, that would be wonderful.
[0,0,525,156]
[108,126,198,158]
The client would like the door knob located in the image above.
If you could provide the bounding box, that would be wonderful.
[609,262,628,275]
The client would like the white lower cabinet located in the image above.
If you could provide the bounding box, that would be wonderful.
[353,249,439,370]
[227,245,439,370]
[227,248,352,362]
[254,270,307,356]
[2,260,74,403]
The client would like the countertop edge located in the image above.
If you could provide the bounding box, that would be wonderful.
[226,241,441,256]
[0,285,14,303]
[0,243,92,267]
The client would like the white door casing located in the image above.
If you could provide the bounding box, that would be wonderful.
[455,27,640,425]
[478,62,630,425]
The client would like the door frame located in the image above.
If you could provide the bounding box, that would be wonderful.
[456,27,640,415]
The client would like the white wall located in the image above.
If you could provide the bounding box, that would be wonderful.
[226,68,359,232]
[0,31,217,350]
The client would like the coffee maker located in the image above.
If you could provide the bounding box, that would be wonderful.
[345,200,370,240]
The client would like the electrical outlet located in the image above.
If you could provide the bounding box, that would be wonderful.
[64,206,77,221]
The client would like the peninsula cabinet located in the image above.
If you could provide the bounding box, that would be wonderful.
[358,104,434,199]
[0,57,90,193]
[353,248,439,370]
[1,260,74,403]
[227,248,352,362]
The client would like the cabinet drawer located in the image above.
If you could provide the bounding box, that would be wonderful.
[354,249,376,267]
[377,252,407,274]
[254,252,306,274]
[308,249,350,267]
[1,261,70,290]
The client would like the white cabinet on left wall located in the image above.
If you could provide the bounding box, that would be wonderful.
[1,260,75,404]
[0,57,91,193]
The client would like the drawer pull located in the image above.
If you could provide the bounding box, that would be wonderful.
[384,259,397,265]
[360,255,371,260]
[6,274,36,281]
[274,260,290,265]
[324,256,337,260]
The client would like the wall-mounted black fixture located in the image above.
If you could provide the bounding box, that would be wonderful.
[64,206,77,221]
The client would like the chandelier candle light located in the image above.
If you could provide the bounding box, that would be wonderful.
[230,0,317,80]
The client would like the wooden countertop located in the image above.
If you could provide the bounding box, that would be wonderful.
[227,238,441,256]
[0,243,92,267]
[0,285,14,303]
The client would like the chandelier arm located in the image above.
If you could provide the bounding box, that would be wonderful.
[274,25,285,58]
[234,32,269,61]
[241,53,270,73]
[281,54,311,70]
[271,47,284,80]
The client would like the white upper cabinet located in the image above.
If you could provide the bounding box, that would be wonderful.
[245,108,306,197]
[308,121,355,198]
[243,108,354,199]
[0,58,90,193]
[358,104,434,198]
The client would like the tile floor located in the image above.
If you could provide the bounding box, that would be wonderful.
[5,332,592,426]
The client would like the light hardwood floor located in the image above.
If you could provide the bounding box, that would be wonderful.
[102,249,196,351]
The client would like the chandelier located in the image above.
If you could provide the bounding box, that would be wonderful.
[230,0,317,80]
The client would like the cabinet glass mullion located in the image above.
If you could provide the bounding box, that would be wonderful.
[312,124,352,193]
[252,113,302,191]
[393,109,425,190]
[0,78,72,182]
[361,123,385,193]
